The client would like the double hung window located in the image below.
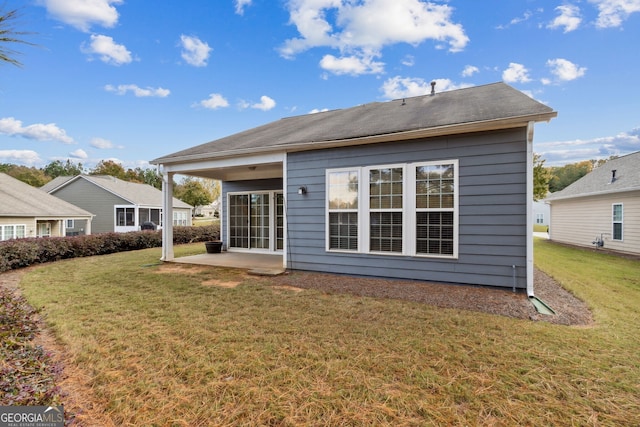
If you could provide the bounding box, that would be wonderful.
[415,164,455,256]
[326,160,458,258]
[1,224,26,241]
[327,170,359,251]
[612,203,623,241]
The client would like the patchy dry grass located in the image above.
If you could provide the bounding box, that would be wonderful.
[17,242,640,426]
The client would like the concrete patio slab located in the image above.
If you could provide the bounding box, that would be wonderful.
[170,251,284,272]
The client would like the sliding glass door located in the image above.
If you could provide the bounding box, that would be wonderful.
[228,191,283,252]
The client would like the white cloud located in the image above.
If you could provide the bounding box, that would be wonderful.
[180,35,212,67]
[548,5,582,32]
[41,0,122,32]
[319,54,384,75]
[0,117,74,144]
[309,108,329,114]
[590,0,640,28]
[380,76,470,99]
[69,148,88,159]
[279,0,468,75]
[251,95,276,111]
[546,58,587,82]
[196,93,229,110]
[90,137,116,149]
[461,65,479,77]
[496,10,534,29]
[82,34,133,65]
[536,128,640,165]
[502,62,531,83]
[235,0,253,15]
[401,55,415,67]
[0,150,42,165]
[104,84,170,97]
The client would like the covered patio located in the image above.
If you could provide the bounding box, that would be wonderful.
[170,251,285,275]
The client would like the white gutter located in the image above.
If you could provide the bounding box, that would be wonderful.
[526,121,535,297]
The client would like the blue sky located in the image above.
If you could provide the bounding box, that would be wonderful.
[1,0,639,170]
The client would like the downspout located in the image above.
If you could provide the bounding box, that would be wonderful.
[526,124,556,316]
[282,154,288,270]
[526,122,535,298]
[161,170,174,261]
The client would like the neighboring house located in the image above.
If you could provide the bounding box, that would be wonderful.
[0,173,94,240]
[152,82,556,294]
[197,199,220,217]
[545,151,640,255]
[533,200,550,230]
[41,175,193,234]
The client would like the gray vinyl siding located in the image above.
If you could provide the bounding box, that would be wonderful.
[221,178,283,248]
[49,179,129,234]
[286,128,529,289]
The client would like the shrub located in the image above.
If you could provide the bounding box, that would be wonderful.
[0,288,64,408]
[0,224,219,273]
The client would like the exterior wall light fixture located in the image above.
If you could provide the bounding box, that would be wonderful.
[298,186,307,195]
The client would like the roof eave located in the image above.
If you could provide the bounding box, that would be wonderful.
[546,186,640,202]
[152,112,557,166]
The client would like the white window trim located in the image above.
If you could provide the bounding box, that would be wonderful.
[66,219,75,229]
[612,203,623,241]
[363,163,407,254]
[325,167,362,253]
[325,160,459,259]
[115,205,137,228]
[226,190,283,253]
[1,224,26,241]
[412,160,459,259]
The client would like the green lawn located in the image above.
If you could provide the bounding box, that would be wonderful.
[19,240,640,426]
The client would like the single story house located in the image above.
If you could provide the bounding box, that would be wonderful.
[0,173,94,240]
[546,151,639,255]
[151,82,556,295]
[41,175,193,234]
[533,200,550,231]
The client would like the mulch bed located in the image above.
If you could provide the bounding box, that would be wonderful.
[270,267,593,326]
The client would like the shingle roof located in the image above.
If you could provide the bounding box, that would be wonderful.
[152,82,556,165]
[546,151,640,201]
[42,175,192,209]
[0,173,94,218]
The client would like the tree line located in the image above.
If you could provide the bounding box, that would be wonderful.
[534,154,617,200]
[0,160,220,210]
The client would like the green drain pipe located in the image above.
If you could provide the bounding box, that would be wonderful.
[529,296,556,315]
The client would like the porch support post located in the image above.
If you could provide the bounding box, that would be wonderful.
[161,171,175,261]
[526,121,535,297]
[85,216,92,235]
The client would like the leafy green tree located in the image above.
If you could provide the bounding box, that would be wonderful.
[174,178,213,209]
[3,164,48,187]
[0,6,35,67]
[548,160,593,193]
[138,167,163,190]
[199,178,220,203]
[121,167,163,189]
[533,153,551,200]
[90,160,126,179]
[42,160,84,178]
